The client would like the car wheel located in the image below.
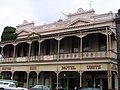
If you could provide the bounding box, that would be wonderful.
[0,88,5,90]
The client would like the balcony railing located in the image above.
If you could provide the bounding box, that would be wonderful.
[110,50,117,59]
[0,57,14,62]
[40,55,57,61]
[29,56,39,61]
[59,53,80,60]
[82,51,107,59]
[15,57,28,62]
[0,51,117,63]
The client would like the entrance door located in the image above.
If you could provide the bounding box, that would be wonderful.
[59,72,80,90]
[102,79,108,90]
[59,77,79,90]
[69,78,79,90]
[95,79,100,89]
[93,78,108,90]
[14,71,27,87]
[95,79,107,90]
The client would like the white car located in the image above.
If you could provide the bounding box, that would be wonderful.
[31,85,50,90]
[0,80,28,90]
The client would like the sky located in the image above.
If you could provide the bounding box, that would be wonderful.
[0,0,120,36]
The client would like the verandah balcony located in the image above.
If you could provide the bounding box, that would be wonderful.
[0,32,117,63]
[0,50,117,63]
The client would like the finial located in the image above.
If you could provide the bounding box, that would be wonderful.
[23,20,28,24]
[89,0,93,9]
[77,8,84,13]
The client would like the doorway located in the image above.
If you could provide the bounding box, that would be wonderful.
[59,71,80,90]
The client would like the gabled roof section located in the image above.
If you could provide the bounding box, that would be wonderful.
[17,30,29,36]
[15,8,115,39]
[28,32,41,38]
[66,8,95,27]
[68,18,91,26]
[67,8,95,17]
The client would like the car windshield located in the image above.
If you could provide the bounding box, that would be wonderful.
[9,84,16,87]
[33,85,43,88]
[3,82,9,85]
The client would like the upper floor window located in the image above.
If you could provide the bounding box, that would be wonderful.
[72,37,80,53]
[99,35,106,51]
[83,41,89,51]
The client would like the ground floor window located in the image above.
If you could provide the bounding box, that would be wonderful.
[0,71,117,90]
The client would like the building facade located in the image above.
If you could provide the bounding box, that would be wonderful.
[0,8,118,90]
[115,9,120,89]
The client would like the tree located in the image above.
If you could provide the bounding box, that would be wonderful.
[1,26,17,41]
[118,9,120,15]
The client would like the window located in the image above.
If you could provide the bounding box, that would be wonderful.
[99,35,106,51]
[83,39,89,51]
[3,82,9,85]
[9,84,16,87]
[0,82,3,85]
[72,37,79,53]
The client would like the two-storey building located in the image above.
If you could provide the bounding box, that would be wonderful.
[115,9,120,89]
[0,8,118,90]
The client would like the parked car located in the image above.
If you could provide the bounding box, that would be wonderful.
[30,85,50,90]
[0,80,28,90]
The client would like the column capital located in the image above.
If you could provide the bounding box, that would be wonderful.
[13,44,17,46]
[78,35,85,38]
[1,45,4,48]
[78,71,84,74]
[55,37,62,41]
[27,71,30,74]
[55,71,60,74]
[36,71,40,75]
[27,41,32,44]
[39,39,44,43]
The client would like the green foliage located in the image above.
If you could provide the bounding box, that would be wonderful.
[117,9,120,16]
[1,26,17,41]
[0,73,2,79]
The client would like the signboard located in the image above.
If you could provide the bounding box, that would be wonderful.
[30,66,37,71]
[59,65,78,71]
[81,64,107,71]
[2,67,11,71]
[61,66,76,70]
[87,65,101,70]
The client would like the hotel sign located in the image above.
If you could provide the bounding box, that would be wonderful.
[30,66,37,70]
[87,65,101,70]
[61,66,76,70]
[2,67,11,70]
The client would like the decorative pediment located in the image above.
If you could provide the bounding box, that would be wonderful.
[17,30,29,36]
[28,32,41,38]
[68,18,91,26]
